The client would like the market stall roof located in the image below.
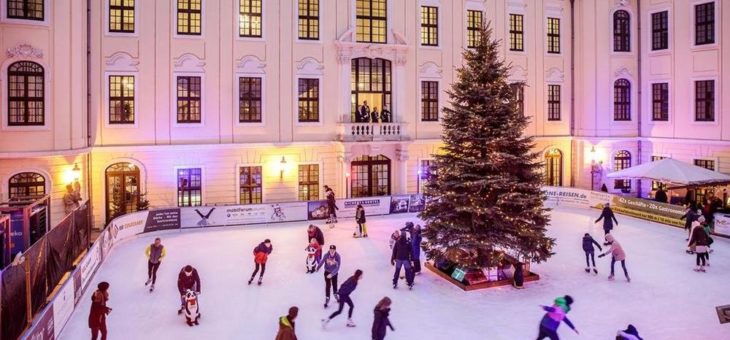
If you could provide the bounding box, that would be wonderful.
[606,158,730,185]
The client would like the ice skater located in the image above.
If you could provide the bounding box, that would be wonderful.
[324,185,338,224]
[391,231,414,289]
[144,237,166,292]
[305,238,321,273]
[372,296,395,340]
[249,239,273,285]
[317,244,341,308]
[598,234,630,282]
[322,269,363,329]
[680,205,699,241]
[354,204,368,238]
[616,324,643,340]
[89,281,112,340]
[688,219,710,272]
[411,224,423,275]
[595,202,618,239]
[308,224,325,248]
[275,306,299,340]
[177,265,201,314]
[536,295,579,340]
[581,233,602,274]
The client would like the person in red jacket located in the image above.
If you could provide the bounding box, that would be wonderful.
[88,281,112,340]
[249,239,273,285]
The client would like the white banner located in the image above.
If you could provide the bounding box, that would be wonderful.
[52,279,75,338]
[336,197,392,218]
[77,243,101,293]
[712,213,730,237]
[180,202,310,228]
[110,211,149,240]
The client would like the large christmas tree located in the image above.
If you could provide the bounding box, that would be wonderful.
[420,24,554,269]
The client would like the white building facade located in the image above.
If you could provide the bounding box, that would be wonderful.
[0,0,727,227]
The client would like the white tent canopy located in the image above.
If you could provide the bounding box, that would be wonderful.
[606,158,730,186]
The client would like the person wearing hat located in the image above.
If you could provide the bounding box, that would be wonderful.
[275,306,299,340]
[89,281,112,340]
[616,324,643,340]
[595,202,619,239]
[177,265,201,314]
[537,295,578,340]
[317,244,342,308]
[391,231,414,289]
[249,239,273,285]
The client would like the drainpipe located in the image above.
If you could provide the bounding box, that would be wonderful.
[569,0,576,187]
[86,0,94,230]
[636,0,643,198]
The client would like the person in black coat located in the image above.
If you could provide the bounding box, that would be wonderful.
[89,282,112,340]
[322,269,363,328]
[324,185,338,223]
[680,206,699,241]
[391,231,414,288]
[582,233,603,274]
[654,188,668,203]
[595,203,619,237]
[372,297,395,340]
[177,265,201,314]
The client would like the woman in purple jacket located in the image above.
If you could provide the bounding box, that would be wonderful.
[322,269,363,329]
[537,295,579,340]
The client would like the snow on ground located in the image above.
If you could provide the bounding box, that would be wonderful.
[60,205,730,340]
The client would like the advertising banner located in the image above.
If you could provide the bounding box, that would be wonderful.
[389,195,411,214]
[77,243,102,294]
[338,197,391,218]
[9,210,25,258]
[712,214,730,237]
[72,269,83,305]
[21,306,54,340]
[144,208,181,232]
[111,211,149,240]
[542,187,592,208]
[408,194,426,213]
[307,200,330,220]
[99,228,114,260]
[180,206,226,228]
[178,203,310,228]
[52,280,75,339]
[265,202,309,223]
[605,195,686,228]
[216,205,269,226]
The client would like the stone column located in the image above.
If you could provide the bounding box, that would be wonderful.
[396,145,409,195]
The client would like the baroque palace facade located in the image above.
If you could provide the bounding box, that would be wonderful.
[0,0,728,227]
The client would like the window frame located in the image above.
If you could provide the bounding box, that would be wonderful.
[237,164,264,204]
[175,166,204,207]
[613,150,632,190]
[613,78,631,121]
[546,17,561,54]
[174,0,203,37]
[107,74,137,125]
[175,75,203,124]
[466,10,483,49]
[417,158,435,194]
[8,171,46,200]
[694,158,717,172]
[238,0,263,38]
[420,5,439,47]
[5,60,46,127]
[297,163,321,201]
[420,80,439,122]
[693,79,716,122]
[650,10,669,51]
[5,0,44,21]
[613,10,631,52]
[355,0,388,44]
[107,0,136,34]
[297,0,319,41]
[651,82,669,122]
[694,1,715,46]
[547,84,561,121]
[509,13,524,52]
[297,77,321,123]
[510,83,525,117]
[237,76,263,123]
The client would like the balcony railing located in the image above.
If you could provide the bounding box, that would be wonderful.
[338,122,408,142]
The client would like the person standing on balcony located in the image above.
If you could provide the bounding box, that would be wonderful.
[63,183,81,214]
[381,105,392,123]
[371,107,381,123]
[359,100,370,123]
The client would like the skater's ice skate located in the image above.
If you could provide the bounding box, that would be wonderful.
[608,275,615,281]
[321,318,330,329]
[145,278,151,286]
[592,268,598,275]
[584,267,590,273]
[346,318,356,327]
[324,297,330,308]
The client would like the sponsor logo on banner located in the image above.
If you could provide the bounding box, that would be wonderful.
[338,197,391,218]
[180,207,223,228]
[712,214,730,238]
[52,280,75,338]
[99,229,114,260]
[266,202,308,223]
[221,205,268,225]
[23,306,54,340]
[111,211,149,240]
[409,194,426,212]
[608,195,685,227]
[78,243,101,292]
[144,208,181,232]
[390,195,411,214]
[542,187,591,208]
[73,269,83,305]
[307,200,330,220]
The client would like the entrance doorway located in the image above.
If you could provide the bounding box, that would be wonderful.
[351,155,391,197]
[105,162,140,222]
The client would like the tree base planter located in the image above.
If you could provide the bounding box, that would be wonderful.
[425,262,540,291]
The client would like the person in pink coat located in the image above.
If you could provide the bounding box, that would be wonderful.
[598,234,630,282]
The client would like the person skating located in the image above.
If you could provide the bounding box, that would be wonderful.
[582,233,602,274]
[308,224,325,251]
[324,185,338,223]
[322,269,363,329]
[144,237,166,292]
[616,324,643,340]
[536,295,579,340]
[391,231,414,289]
[89,281,112,340]
[371,296,395,340]
[688,220,710,272]
[354,204,368,238]
[595,203,618,240]
[275,306,299,340]
[680,205,699,241]
[411,225,423,275]
[598,234,630,282]
[317,245,341,308]
[305,238,321,274]
[177,265,201,314]
[249,239,273,285]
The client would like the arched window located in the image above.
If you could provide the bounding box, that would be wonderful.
[105,162,141,222]
[613,10,630,52]
[8,172,46,199]
[614,79,631,121]
[544,148,563,186]
[8,61,45,126]
[614,150,632,190]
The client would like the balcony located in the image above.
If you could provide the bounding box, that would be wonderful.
[338,122,408,142]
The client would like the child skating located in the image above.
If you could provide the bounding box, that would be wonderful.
[582,233,602,274]
[536,295,579,340]
[248,239,273,285]
[305,238,321,274]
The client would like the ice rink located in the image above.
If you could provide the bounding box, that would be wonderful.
[60,205,730,340]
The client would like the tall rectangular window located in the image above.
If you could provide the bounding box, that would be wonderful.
[239,77,262,123]
[467,10,482,48]
[695,2,715,45]
[7,61,45,126]
[298,0,319,40]
[613,79,631,121]
[239,166,262,204]
[509,14,524,51]
[7,0,43,21]
[613,10,630,52]
[239,0,262,38]
[177,168,202,207]
[298,78,319,122]
[695,80,714,122]
[651,11,668,50]
[547,18,560,54]
[420,6,438,46]
[109,75,135,124]
[421,81,439,122]
[109,0,135,33]
[694,159,715,171]
[356,0,387,44]
[298,164,319,201]
[510,83,524,116]
[177,0,202,35]
[651,83,668,121]
[177,76,202,123]
[547,85,561,121]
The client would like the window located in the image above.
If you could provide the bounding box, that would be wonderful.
[356,0,387,44]
[650,156,666,190]
[298,78,319,122]
[421,81,438,122]
[544,149,563,186]
[239,166,262,204]
[613,79,631,121]
[511,83,525,117]
[467,10,483,48]
[420,6,438,46]
[239,0,262,38]
[351,155,391,197]
[7,0,43,21]
[547,17,560,54]
[177,0,201,35]
[109,0,135,33]
[298,164,319,201]
[177,168,202,207]
[418,159,434,194]
[695,80,714,122]
[7,61,44,126]
[694,159,715,171]
[651,11,668,50]
[176,76,202,123]
[109,75,135,124]
[8,172,45,199]
[652,83,668,121]
[105,163,140,222]
[547,85,561,121]
[509,14,524,51]
[695,2,715,45]
[297,0,319,40]
[350,58,392,122]
[613,10,630,52]
[239,77,262,123]
[613,151,631,190]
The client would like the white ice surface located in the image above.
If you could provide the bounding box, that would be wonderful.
[59,206,730,340]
